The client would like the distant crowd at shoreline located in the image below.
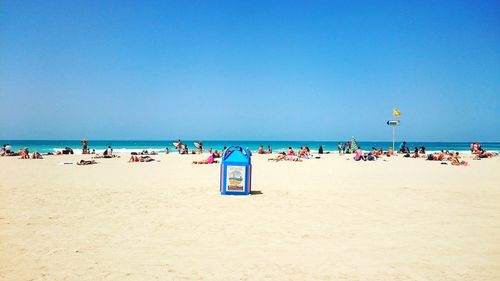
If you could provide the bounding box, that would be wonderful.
[1,139,498,167]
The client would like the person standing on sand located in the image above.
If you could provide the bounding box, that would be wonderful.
[338,143,343,155]
[81,139,88,154]
[176,139,183,154]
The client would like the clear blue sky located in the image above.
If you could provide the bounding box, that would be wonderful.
[1,0,499,141]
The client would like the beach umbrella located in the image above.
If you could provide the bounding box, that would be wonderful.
[351,136,359,151]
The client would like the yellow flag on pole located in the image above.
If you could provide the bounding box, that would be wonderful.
[393,108,401,116]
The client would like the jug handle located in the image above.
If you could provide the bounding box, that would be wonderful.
[222,145,251,160]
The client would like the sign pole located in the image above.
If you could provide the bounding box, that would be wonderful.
[392,125,395,152]
[387,119,400,153]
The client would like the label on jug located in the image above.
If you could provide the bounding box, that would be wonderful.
[226,166,245,192]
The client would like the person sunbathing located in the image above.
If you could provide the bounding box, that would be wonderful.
[96,153,119,159]
[412,148,419,158]
[268,152,286,161]
[213,150,221,158]
[432,151,444,161]
[287,147,295,156]
[451,153,468,166]
[20,148,30,159]
[192,154,217,164]
[140,156,155,162]
[298,147,310,159]
[285,155,303,161]
[0,148,15,156]
[471,143,483,154]
[473,150,498,159]
[129,155,155,162]
[366,152,377,161]
[32,152,43,159]
[77,160,97,165]
[354,149,366,161]
[258,146,264,154]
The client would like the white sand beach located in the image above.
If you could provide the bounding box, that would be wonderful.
[1,153,500,280]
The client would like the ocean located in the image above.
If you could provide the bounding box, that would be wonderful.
[1,140,499,154]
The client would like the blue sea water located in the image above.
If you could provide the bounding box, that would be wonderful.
[1,140,499,154]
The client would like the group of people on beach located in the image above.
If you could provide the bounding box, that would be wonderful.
[470,142,498,159]
[191,146,229,164]
[2,139,498,168]
[0,145,44,159]
[257,145,273,154]
[0,144,13,156]
[425,150,469,165]
[171,139,226,165]
[129,155,156,162]
[398,141,426,155]
[267,146,313,162]
[337,141,361,154]
[347,141,498,166]
[192,153,217,164]
[174,139,205,155]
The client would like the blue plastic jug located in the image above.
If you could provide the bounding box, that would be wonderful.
[220,146,252,195]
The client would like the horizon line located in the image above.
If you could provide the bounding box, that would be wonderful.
[1,139,499,143]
